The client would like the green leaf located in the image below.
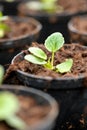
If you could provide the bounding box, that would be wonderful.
[56,59,73,73]
[41,2,56,12]
[0,30,5,38]
[0,65,4,85]
[0,23,10,31]
[0,12,8,21]
[0,12,3,18]
[45,32,64,52]
[0,23,10,38]
[6,115,27,130]
[0,16,8,21]
[29,47,47,60]
[24,54,47,65]
[0,92,19,120]
[26,1,42,11]
[41,0,56,3]
[6,0,14,2]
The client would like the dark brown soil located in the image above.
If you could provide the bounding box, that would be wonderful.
[5,42,87,79]
[58,0,87,14]
[71,16,87,34]
[0,94,50,130]
[0,17,36,41]
[18,0,87,15]
[17,95,50,125]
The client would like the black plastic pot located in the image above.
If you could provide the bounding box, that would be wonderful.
[0,0,28,15]
[0,85,58,130]
[68,15,87,45]
[0,16,42,66]
[18,1,87,43]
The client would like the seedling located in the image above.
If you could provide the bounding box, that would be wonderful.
[0,12,10,38]
[24,32,73,74]
[0,91,26,130]
[0,65,26,130]
[0,65,4,84]
[26,0,63,13]
[6,0,15,2]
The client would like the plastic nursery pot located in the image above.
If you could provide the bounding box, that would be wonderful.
[0,85,58,130]
[11,43,87,89]
[18,0,87,43]
[68,15,87,45]
[0,0,28,15]
[0,16,42,66]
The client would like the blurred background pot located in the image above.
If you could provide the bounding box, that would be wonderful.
[0,85,58,130]
[0,16,42,66]
[18,0,87,43]
[68,15,87,45]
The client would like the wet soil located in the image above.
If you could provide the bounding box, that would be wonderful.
[5,42,87,79]
[0,95,50,130]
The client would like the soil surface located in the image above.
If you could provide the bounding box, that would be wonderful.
[0,95,50,130]
[18,0,87,15]
[58,0,87,14]
[5,42,87,79]
[0,17,36,41]
[71,16,87,34]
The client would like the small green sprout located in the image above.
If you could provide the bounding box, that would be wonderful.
[0,12,10,38]
[26,0,63,13]
[0,65,4,85]
[6,0,15,2]
[24,32,73,74]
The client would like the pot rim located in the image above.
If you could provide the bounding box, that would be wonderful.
[68,15,87,36]
[0,85,59,129]
[0,16,42,43]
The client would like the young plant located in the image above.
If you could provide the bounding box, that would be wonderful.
[0,12,10,38]
[26,0,63,13]
[41,0,63,13]
[0,65,26,130]
[0,65,4,84]
[24,32,73,74]
[6,0,15,2]
[0,91,26,130]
